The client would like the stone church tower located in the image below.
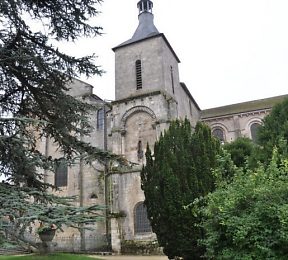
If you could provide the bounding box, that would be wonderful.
[106,0,200,252]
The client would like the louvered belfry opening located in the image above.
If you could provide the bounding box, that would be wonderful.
[136,60,142,89]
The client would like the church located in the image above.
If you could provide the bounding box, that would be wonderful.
[38,0,287,254]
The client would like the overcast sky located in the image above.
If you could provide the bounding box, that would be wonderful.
[59,0,288,109]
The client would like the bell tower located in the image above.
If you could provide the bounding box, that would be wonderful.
[108,1,196,253]
[112,0,180,101]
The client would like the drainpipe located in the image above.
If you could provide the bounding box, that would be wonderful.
[79,119,85,251]
[103,101,112,250]
[44,137,49,183]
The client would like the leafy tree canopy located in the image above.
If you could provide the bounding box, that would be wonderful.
[0,0,123,248]
[257,97,288,162]
[223,137,263,169]
[223,137,254,168]
[141,119,221,260]
[200,149,288,259]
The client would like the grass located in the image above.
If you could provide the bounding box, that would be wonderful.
[0,253,102,260]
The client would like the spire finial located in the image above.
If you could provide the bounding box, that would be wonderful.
[137,0,153,14]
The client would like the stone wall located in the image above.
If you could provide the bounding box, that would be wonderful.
[114,35,180,101]
[202,109,269,142]
[35,78,108,251]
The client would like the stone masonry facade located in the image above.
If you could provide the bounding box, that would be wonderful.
[37,0,287,254]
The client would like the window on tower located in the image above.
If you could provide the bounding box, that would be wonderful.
[135,60,142,89]
[170,66,175,94]
[189,100,193,116]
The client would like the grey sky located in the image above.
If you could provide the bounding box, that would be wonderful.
[59,0,288,109]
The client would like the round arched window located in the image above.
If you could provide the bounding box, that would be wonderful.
[134,202,152,234]
[250,122,261,142]
[212,128,225,142]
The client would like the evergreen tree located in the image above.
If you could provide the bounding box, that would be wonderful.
[141,119,221,260]
[257,97,288,163]
[0,0,123,248]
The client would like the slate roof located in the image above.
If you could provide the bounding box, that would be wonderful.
[201,94,288,119]
[113,12,159,50]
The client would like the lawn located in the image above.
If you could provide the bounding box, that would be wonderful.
[0,253,102,260]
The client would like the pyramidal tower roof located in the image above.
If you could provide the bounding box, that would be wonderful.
[132,0,159,41]
[113,0,160,50]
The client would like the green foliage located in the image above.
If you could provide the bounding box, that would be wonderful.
[200,150,288,259]
[222,98,288,171]
[0,0,123,248]
[257,97,288,162]
[223,137,256,168]
[141,119,221,259]
[212,149,239,186]
[37,225,55,235]
[0,182,105,246]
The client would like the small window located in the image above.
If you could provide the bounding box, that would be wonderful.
[55,159,68,187]
[212,128,225,142]
[189,100,193,116]
[90,193,98,199]
[97,109,105,130]
[134,202,152,234]
[137,140,144,160]
[250,122,261,142]
[170,66,175,94]
[135,60,142,89]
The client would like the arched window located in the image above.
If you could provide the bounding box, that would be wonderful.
[55,159,68,187]
[97,108,105,130]
[135,60,142,89]
[134,202,152,234]
[250,122,261,142]
[212,128,225,142]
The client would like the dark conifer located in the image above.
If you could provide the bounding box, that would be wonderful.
[141,119,221,259]
[0,0,123,247]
